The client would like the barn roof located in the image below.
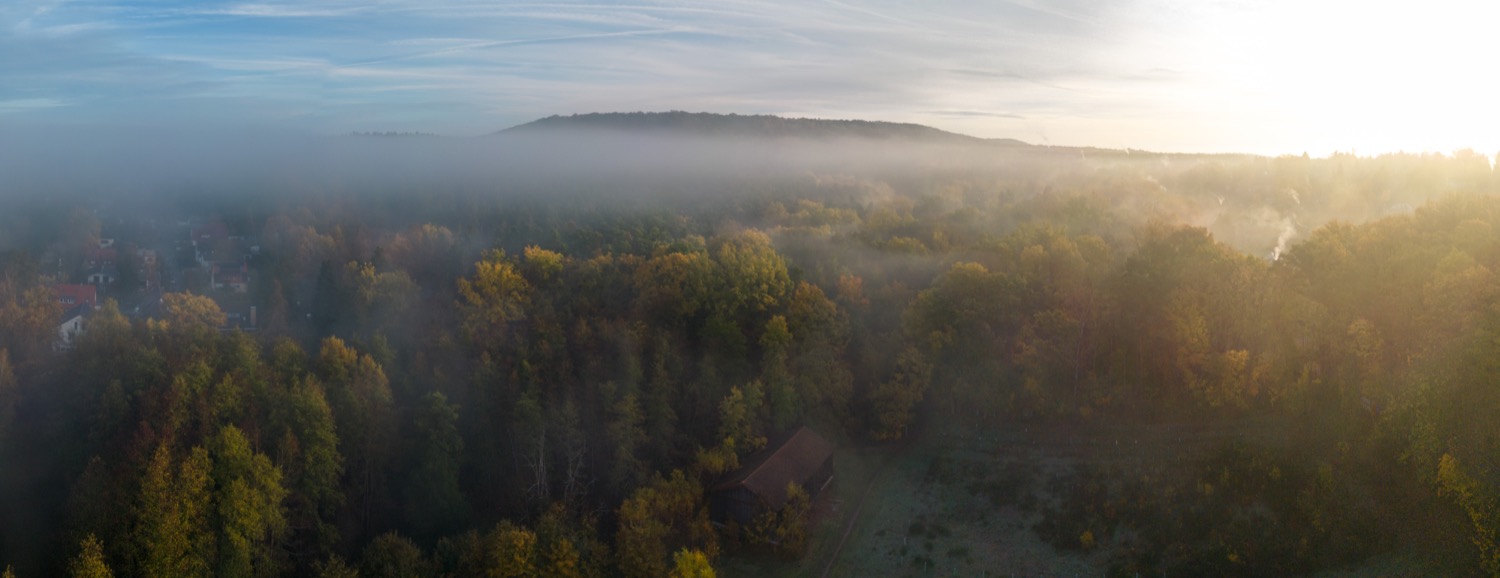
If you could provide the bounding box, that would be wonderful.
[712,426,834,509]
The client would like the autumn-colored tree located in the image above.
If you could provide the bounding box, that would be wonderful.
[537,538,580,578]
[716,384,766,457]
[340,261,418,339]
[359,532,433,578]
[312,555,359,578]
[1010,308,1082,411]
[485,521,537,578]
[272,376,345,562]
[317,338,395,528]
[615,495,668,578]
[867,347,931,441]
[134,445,213,578]
[759,316,799,430]
[209,425,289,578]
[776,483,812,556]
[386,223,462,288]
[0,279,60,368]
[522,245,566,285]
[1437,454,1500,575]
[787,282,853,423]
[535,504,603,578]
[458,250,533,352]
[667,549,715,578]
[616,471,717,578]
[905,262,1012,357]
[161,292,227,334]
[633,250,714,327]
[742,481,812,556]
[710,230,791,318]
[69,535,114,578]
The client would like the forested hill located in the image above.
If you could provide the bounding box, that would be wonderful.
[498,111,1023,144]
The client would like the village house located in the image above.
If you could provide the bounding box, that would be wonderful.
[211,261,250,293]
[56,304,88,350]
[87,266,117,286]
[709,427,835,526]
[137,248,161,291]
[222,306,259,332]
[191,220,230,264]
[53,283,99,310]
[84,245,117,269]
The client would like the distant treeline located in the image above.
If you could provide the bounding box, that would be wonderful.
[501,111,1004,143]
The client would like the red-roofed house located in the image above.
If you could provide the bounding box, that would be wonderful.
[53,284,99,309]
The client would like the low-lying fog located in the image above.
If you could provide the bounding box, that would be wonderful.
[2,124,1492,260]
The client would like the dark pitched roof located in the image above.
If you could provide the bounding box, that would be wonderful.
[59,304,89,324]
[712,427,834,509]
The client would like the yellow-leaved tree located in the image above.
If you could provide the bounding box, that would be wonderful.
[667,549,715,578]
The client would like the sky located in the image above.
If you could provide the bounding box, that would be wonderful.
[1,0,1496,155]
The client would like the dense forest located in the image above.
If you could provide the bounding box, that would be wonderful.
[2,118,1499,576]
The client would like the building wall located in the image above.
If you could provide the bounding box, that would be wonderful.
[56,316,84,349]
[710,487,760,525]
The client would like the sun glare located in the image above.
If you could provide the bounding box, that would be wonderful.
[1184,0,1498,156]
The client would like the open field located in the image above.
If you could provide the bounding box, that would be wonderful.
[723,416,1457,577]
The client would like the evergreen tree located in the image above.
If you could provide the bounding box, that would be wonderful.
[404,392,467,539]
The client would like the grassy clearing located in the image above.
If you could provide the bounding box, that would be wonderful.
[724,416,1454,577]
[823,446,1102,577]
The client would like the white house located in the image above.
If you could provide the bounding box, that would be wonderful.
[56,305,87,350]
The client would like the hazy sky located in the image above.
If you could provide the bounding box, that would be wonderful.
[1,0,1494,155]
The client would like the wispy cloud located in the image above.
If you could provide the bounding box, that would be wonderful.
[3,0,1138,136]
[0,97,67,112]
[2,0,1493,154]
[196,3,369,18]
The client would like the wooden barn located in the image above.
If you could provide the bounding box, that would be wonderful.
[710,427,835,525]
